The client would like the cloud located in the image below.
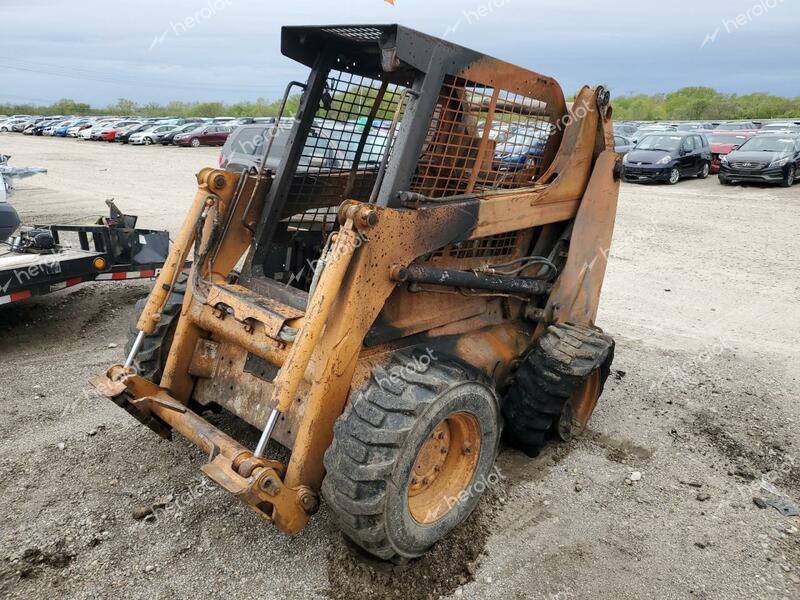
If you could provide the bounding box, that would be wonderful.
[0,0,798,105]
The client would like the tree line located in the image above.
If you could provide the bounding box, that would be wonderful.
[1,87,798,121]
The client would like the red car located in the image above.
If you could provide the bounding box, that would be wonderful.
[707,130,757,173]
[174,124,233,147]
[100,121,140,142]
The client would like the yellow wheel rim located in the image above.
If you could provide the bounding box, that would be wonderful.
[407,412,481,524]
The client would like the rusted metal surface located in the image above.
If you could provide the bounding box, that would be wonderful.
[270,219,360,415]
[94,24,620,543]
[206,282,304,338]
[187,338,219,379]
[135,169,223,335]
[159,169,243,402]
[188,303,289,367]
[192,341,307,449]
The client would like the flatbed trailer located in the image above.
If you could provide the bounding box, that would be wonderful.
[0,201,169,305]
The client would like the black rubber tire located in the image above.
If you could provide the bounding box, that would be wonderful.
[667,167,681,185]
[781,165,796,188]
[719,175,731,185]
[322,351,502,564]
[124,272,188,384]
[502,323,615,458]
[698,162,710,179]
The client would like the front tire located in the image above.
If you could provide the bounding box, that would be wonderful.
[190,138,201,148]
[124,273,187,383]
[667,167,681,185]
[322,351,501,563]
[719,175,731,185]
[781,165,796,188]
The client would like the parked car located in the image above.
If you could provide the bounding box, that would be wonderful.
[493,128,548,170]
[129,125,179,145]
[174,124,233,147]
[677,122,714,132]
[759,123,800,134]
[23,118,55,135]
[30,118,63,136]
[623,132,712,184]
[81,121,116,140]
[55,119,86,136]
[719,133,799,187]
[115,123,152,144]
[1,117,31,133]
[706,131,757,173]
[66,120,95,137]
[101,121,140,142]
[11,118,37,132]
[715,121,757,131]
[219,123,377,173]
[614,123,638,137]
[614,135,635,155]
[631,125,676,144]
[43,120,73,136]
[160,123,203,145]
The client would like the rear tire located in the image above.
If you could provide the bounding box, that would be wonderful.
[322,351,501,563]
[502,323,614,457]
[124,273,187,384]
[698,162,710,179]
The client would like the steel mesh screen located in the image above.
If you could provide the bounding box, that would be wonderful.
[410,76,554,199]
[412,77,554,262]
[320,26,385,42]
[280,68,407,234]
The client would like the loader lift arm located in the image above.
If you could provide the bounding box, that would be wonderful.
[93,24,620,555]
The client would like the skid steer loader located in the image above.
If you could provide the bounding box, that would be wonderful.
[93,24,620,562]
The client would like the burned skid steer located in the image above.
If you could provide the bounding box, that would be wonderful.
[94,25,619,562]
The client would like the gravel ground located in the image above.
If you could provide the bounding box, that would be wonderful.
[0,134,798,600]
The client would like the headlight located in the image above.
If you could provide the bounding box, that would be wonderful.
[656,155,672,165]
[769,156,791,168]
[721,155,729,164]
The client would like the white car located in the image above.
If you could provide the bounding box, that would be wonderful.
[66,121,94,137]
[0,117,30,132]
[80,121,115,140]
[129,125,178,145]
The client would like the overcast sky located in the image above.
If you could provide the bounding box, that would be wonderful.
[1,0,798,106]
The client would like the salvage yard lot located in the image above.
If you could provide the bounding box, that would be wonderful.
[0,134,798,600]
